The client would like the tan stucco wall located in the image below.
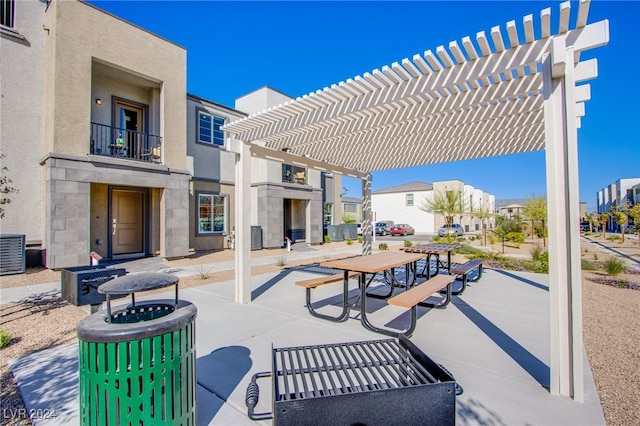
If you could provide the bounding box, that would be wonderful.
[89,183,109,258]
[43,1,187,168]
[0,0,48,243]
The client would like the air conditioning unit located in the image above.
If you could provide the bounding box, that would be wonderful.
[0,234,26,275]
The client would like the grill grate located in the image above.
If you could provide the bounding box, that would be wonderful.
[247,336,458,425]
[274,338,438,401]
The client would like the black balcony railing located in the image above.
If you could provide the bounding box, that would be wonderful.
[90,122,162,163]
[282,164,306,184]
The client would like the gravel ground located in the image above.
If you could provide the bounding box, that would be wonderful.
[1,236,639,425]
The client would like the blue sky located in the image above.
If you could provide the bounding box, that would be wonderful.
[90,1,639,210]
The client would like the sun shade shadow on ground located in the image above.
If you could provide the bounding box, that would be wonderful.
[9,343,79,425]
[451,297,550,389]
[456,398,509,426]
[196,346,253,425]
[493,269,549,291]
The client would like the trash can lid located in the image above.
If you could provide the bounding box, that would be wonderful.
[77,299,197,342]
[98,272,178,295]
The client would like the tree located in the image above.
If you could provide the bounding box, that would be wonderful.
[613,210,628,242]
[585,212,597,232]
[0,152,18,219]
[522,195,547,247]
[341,213,357,224]
[419,189,468,234]
[627,203,640,246]
[475,206,494,246]
[598,212,609,238]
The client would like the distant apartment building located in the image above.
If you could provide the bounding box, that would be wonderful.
[186,94,246,251]
[235,87,325,248]
[596,177,640,230]
[341,196,362,222]
[371,180,495,233]
[2,0,190,268]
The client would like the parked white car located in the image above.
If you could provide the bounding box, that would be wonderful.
[438,223,463,237]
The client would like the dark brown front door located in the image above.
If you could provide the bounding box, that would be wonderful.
[111,189,145,256]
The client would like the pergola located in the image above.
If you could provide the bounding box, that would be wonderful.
[223,0,608,401]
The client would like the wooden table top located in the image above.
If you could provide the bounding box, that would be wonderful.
[321,251,426,274]
[401,243,461,254]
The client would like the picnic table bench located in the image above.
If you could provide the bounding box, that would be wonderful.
[388,274,455,336]
[449,260,483,295]
[296,271,359,322]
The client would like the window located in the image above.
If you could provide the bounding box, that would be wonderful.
[197,193,227,235]
[344,203,357,213]
[406,193,414,206]
[198,111,225,147]
[324,203,333,225]
[1,0,15,28]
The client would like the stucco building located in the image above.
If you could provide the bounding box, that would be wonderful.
[2,0,190,268]
[596,177,640,231]
[371,180,495,234]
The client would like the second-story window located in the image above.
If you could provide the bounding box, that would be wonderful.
[1,0,15,28]
[198,110,225,147]
[406,193,414,206]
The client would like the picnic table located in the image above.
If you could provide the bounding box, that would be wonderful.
[401,243,461,278]
[319,251,449,337]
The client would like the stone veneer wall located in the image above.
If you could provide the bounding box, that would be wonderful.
[44,154,190,268]
[255,183,323,248]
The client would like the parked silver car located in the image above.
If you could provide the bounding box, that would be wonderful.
[438,223,463,237]
[375,221,394,236]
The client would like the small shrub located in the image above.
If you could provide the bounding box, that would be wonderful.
[346,238,353,245]
[357,235,363,244]
[432,235,458,244]
[404,240,413,247]
[0,330,12,349]
[456,244,481,255]
[505,232,525,246]
[588,276,640,291]
[378,243,388,251]
[606,235,622,243]
[196,266,211,280]
[581,259,598,271]
[275,254,287,267]
[530,244,544,262]
[593,253,599,261]
[324,235,331,243]
[603,257,627,277]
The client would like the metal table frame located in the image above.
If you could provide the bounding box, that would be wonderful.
[320,251,427,337]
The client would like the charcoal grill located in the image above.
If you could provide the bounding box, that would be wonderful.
[246,335,459,425]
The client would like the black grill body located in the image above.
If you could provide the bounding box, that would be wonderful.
[249,335,456,425]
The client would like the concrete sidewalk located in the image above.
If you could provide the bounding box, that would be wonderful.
[9,266,605,425]
[0,242,368,305]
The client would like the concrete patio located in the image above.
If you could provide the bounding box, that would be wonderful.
[10,261,604,425]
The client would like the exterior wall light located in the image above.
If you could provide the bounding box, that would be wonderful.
[95,98,102,105]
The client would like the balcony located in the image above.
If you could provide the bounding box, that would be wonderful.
[90,122,162,164]
[282,164,306,185]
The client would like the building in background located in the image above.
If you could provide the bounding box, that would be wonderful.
[235,87,325,248]
[341,196,362,222]
[596,178,640,231]
[186,94,246,252]
[371,180,495,234]
[1,0,190,269]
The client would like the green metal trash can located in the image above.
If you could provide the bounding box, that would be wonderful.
[77,272,197,425]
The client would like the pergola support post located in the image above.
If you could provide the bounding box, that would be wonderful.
[233,139,252,304]
[543,39,584,402]
[361,174,372,255]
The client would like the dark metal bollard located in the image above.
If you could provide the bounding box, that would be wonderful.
[76,272,197,425]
